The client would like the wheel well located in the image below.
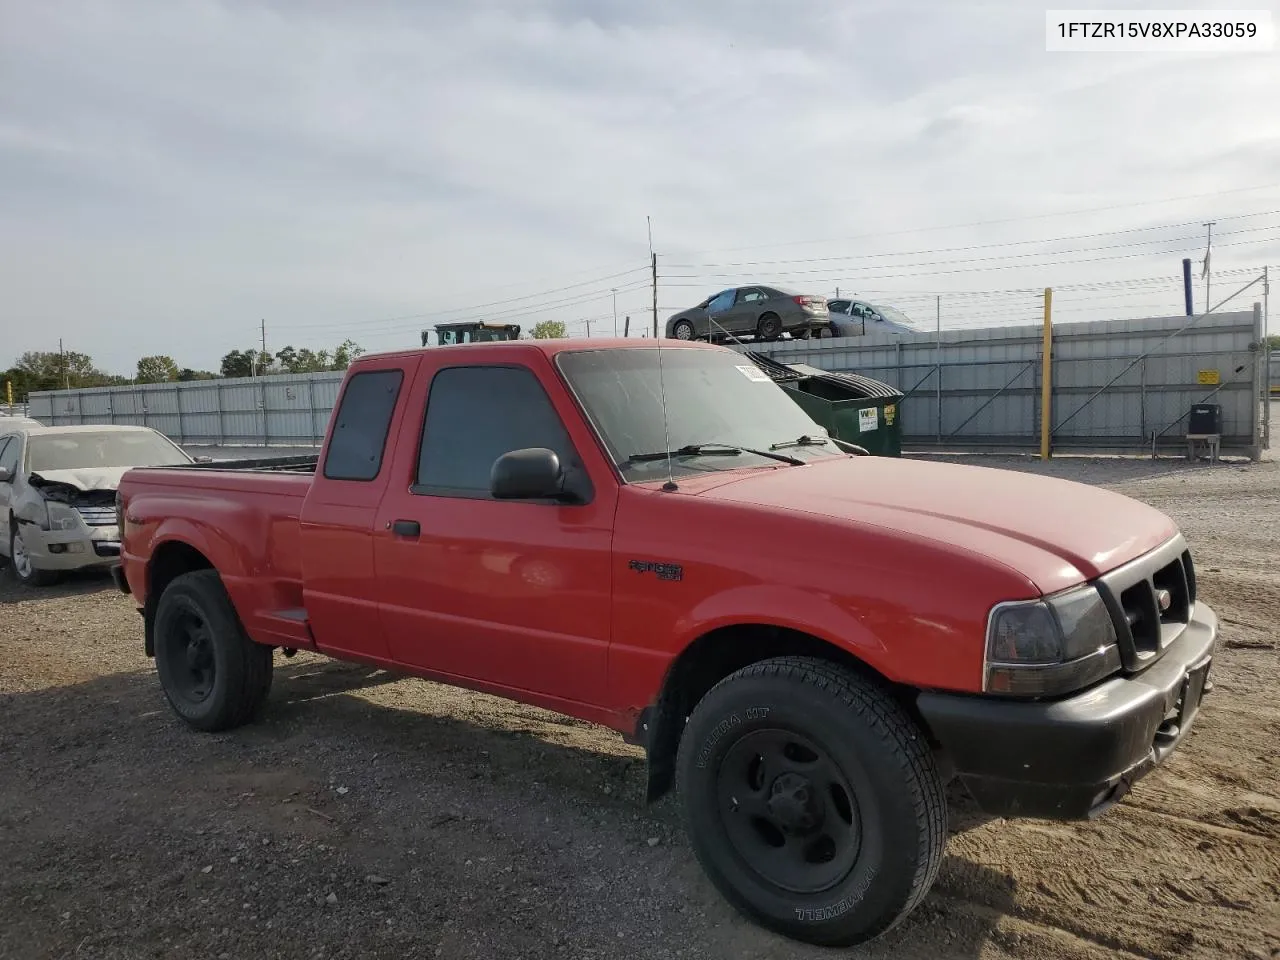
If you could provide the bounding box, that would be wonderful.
[143,541,214,657]
[641,624,924,804]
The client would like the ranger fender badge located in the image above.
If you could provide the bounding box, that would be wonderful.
[629,560,683,582]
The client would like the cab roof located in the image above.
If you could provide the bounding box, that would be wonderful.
[354,336,727,366]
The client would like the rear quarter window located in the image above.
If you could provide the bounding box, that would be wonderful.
[322,369,404,481]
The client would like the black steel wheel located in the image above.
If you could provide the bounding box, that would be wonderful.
[153,570,273,732]
[756,313,783,341]
[676,656,946,947]
[161,604,217,705]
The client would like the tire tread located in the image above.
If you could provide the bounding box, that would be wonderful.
[677,655,947,945]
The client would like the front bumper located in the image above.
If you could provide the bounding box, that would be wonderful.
[20,522,122,571]
[917,600,1218,820]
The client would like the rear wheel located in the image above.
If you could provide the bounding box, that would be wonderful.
[153,569,273,732]
[9,524,60,586]
[676,656,946,947]
[757,313,783,341]
[672,319,696,341]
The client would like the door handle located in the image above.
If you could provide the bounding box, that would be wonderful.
[390,519,420,538]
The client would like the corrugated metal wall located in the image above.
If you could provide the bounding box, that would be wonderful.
[730,308,1263,454]
[28,371,345,446]
[27,308,1265,455]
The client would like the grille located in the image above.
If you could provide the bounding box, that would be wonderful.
[1097,535,1196,671]
[75,505,117,527]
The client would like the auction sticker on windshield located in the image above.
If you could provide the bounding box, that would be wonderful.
[859,408,878,432]
[736,365,773,383]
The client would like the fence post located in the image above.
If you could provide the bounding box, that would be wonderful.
[174,384,185,445]
[1250,301,1263,460]
[306,378,318,447]
[1139,357,1147,443]
[216,382,226,446]
[1039,287,1053,459]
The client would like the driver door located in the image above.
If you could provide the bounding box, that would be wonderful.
[702,288,737,339]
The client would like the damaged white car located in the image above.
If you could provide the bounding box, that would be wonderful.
[0,425,193,586]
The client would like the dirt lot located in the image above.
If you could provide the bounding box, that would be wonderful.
[1,454,1278,960]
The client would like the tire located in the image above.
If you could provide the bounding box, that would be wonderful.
[675,656,946,947]
[9,523,60,586]
[756,313,783,341]
[672,319,696,341]
[153,569,273,732]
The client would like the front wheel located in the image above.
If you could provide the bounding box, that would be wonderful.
[153,569,273,732]
[9,524,60,586]
[676,656,946,947]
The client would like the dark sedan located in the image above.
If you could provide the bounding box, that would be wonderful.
[665,285,830,342]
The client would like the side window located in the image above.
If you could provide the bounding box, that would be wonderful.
[322,369,404,481]
[706,290,736,314]
[828,300,850,314]
[0,437,15,477]
[415,365,578,497]
[738,289,767,304]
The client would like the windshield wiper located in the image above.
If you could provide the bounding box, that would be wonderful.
[770,434,829,450]
[627,442,803,466]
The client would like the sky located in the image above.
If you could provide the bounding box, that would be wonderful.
[1,0,1279,376]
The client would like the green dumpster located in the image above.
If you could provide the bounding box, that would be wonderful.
[747,352,905,457]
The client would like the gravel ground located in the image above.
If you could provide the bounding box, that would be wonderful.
[1,453,1278,960]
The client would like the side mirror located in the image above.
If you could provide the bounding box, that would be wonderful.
[490,448,567,500]
[0,466,11,483]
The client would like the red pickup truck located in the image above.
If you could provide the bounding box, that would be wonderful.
[114,338,1218,947]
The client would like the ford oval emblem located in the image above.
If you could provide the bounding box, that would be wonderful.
[1156,588,1172,611]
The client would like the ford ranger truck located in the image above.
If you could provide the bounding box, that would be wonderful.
[113,339,1218,948]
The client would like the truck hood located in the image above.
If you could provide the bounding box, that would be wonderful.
[29,467,130,493]
[699,457,1178,593]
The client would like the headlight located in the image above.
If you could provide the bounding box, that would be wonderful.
[44,501,82,532]
[985,586,1120,697]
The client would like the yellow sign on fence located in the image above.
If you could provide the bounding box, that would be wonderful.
[1197,369,1220,385]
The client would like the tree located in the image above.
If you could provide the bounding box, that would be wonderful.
[332,339,365,370]
[219,348,274,378]
[176,368,218,381]
[531,320,567,339]
[1266,334,1280,351]
[274,345,337,373]
[135,355,179,384]
[11,350,114,390]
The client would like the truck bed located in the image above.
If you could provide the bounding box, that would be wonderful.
[120,462,314,650]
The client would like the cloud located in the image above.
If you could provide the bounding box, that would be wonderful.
[0,0,1277,373]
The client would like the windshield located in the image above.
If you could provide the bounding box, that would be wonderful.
[556,347,843,481]
[27,430,192,473]
[870,304,914,327]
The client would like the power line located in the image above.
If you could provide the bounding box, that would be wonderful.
[664,214,1280,270]
[661,238,1280,289]
[689,181,1280,255]
[272,264,650,333]
[664,229,1280,284]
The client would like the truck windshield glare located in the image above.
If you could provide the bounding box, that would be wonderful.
[555,347,843,479]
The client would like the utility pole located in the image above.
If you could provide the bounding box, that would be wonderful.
[584,317,592,338]
[611,289,618,337]
[59,338,69,389]
[624,315,630,338]
[648,215,658,338]
[261,318,268,364]
[1202,222,1215,314]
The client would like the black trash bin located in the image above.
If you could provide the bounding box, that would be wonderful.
[747,352,905,456]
